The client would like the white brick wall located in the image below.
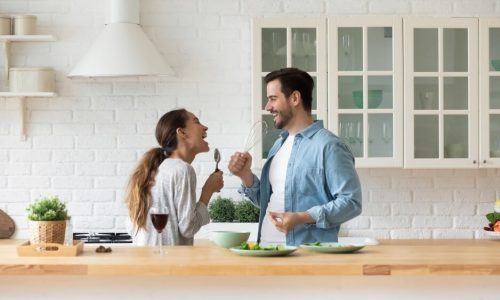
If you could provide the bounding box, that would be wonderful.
[1,0,500,240]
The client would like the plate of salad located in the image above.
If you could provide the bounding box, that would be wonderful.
[229,242,298,257]
[300,242,365,253]
[483,210,500,239]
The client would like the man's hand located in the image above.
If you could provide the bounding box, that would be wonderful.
[268,211,315,234]
[228,152,253,187]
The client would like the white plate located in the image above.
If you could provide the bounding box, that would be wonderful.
[301,242,365,253]
[484,231,500,239]
[229,246,298,257]
[338,237,379,246]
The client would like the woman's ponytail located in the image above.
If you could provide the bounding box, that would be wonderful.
[126,148,166,231]
[125,108,188,231]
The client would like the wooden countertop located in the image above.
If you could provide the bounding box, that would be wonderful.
[1,239,500,276]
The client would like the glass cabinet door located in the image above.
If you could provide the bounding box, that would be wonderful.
[329,16,403,167]
[253,18,326,167]
[404,18,478,168]
[479,19,500,167]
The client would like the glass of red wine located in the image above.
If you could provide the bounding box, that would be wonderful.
[150,207,168,255]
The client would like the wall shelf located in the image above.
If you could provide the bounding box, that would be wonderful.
[0,35,58,141]
[0,92,56,97]
[0,93,57,141]
[0,35,56,42]
[1,35,57,77]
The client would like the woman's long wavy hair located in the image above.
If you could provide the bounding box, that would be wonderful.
[126,109,188,232]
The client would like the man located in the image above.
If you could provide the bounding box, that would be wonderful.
[228,68,362,246]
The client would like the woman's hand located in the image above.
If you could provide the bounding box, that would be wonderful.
[200,171,224,206]
[203,170,224,194]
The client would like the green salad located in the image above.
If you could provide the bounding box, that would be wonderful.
[304,241,323,246]
[240,242,286,251]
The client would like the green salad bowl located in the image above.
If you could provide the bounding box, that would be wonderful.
[211,231,250,248]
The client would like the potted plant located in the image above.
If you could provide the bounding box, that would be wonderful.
[26,195,69,245]
[199,196,259,241]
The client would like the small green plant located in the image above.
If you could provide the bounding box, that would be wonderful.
[208,196,235,222]
[234,200,259,223]
[26,195,69,221]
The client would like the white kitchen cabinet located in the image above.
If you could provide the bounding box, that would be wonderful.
[479,19,500,168]
[328,16,403,167]
[252,17,496,169]
[0,34,57,140]
[404,18,479,168]
[252,17,401,168]
[252,18,326,166]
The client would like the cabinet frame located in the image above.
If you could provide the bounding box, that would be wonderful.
[328,16,403,167]
[251,17,497,169]
[403,17,479,168]
[252,18,327,167]
[479,18,500,168]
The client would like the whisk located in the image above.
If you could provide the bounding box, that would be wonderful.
[243,120,269,152]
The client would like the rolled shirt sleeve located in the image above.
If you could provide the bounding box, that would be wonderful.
[238,173,261,207]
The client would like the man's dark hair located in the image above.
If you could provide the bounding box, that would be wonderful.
[264,68,314,112]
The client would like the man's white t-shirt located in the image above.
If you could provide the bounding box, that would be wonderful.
[260,134,295,245]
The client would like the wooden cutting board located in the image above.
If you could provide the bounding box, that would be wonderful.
[0,209,15,238]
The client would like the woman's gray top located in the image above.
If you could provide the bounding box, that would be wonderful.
[130,158,210,246]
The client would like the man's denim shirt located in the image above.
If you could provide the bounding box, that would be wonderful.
[239,120,362,245]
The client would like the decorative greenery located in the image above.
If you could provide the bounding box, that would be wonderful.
[486,212,500,223]
[208,196,260,223]
[26,195,69,221]
[234,200,259,223]
[208,196,235,222]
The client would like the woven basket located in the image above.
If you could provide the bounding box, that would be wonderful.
[29,220,66,245]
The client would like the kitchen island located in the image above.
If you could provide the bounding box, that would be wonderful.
[1,239,499,299]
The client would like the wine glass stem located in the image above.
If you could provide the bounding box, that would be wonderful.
[158,231,163,255]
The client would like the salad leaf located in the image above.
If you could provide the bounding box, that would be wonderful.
[251,243,261,250]
[486,212,500,223]
[239,243,286,251]
[304,241,322,246]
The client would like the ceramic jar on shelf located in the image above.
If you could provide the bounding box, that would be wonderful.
[9,67,55,92]
[0,16,11,35]
[13,15,37,35]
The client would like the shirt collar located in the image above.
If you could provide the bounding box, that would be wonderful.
[279,120,324,140]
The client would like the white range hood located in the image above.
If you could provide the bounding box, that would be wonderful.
[68,0,174,78]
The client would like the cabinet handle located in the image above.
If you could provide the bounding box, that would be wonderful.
[473,160,477,164]
[483,160,487,164]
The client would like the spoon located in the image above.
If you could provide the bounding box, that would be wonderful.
[214,148,221,172]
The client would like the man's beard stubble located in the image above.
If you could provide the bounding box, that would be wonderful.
[274,108,293,130]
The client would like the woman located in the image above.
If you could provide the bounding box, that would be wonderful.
[126,108,224,245]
